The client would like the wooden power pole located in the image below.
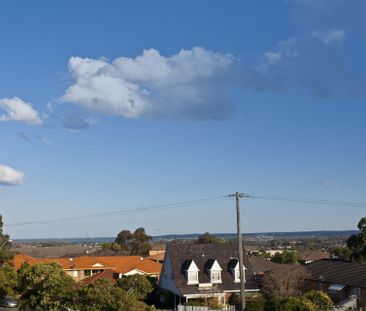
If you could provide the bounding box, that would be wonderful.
[230,192,247,310]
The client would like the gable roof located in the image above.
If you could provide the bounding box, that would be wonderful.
[80,269,117,285]
[305,259,366,288]
[163,243,256,296]
[13,254,162,276]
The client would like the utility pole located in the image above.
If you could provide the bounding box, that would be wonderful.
[229,192,248,311]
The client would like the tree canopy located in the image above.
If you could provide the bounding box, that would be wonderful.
[114,227,151,256]
[17,262,76,310]
[0,215,13,264]
[346,217,366,263]
[76,279,149,311]
[116,275,154,301]
[196,232,224,244]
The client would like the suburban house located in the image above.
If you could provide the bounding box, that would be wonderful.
[305,259,366,307]
[159,243,260,307]
[14,253,162,282]
[297,249,330,264]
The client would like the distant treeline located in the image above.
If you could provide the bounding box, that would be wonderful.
[13,230,357,244]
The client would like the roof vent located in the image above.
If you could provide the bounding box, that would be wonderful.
[69,258,73,262]
[201,252,205,257]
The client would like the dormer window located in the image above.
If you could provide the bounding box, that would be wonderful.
[185,260,199,285]
[206,260,222,284]
[229,259,246,283]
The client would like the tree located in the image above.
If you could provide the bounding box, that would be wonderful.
[76,279,149,311]
[114,228,151,256]
[303,290,333,311]
[0,264,17,299]
[0,215,13,264]
[262,265,309,298]
[347,217,366,263]
[280,297,316,311]
[196,232,224,244]
[271,250,298,264]
[17,262,76,310]
[116,275,154,301]
[330,246,352,261]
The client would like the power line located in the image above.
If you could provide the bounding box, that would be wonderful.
[5,195,228,227]
[247,193,366,207]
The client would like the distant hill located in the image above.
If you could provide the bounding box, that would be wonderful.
[14,230,357,244]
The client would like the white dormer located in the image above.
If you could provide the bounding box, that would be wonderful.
[208,260,222,284]
[185,260,199,285]
[231,260,246,283]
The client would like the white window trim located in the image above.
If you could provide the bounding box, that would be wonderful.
[187,271,199,285]
[210,270,222,284]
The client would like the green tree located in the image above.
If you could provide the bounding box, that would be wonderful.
[331,246,352,261]
[196,232,224,244]
[116,275,154,301]
[0,264,17,299]
[280,297,316,311]
[76,279,148,311]
[115,228,151,256]
[17,262,76,310]
[303,290,333,311]
[347,217,366,263]
[0,215,13,264]
[271,250,298,264]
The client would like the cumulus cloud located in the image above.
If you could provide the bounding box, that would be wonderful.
[0,165,25,186]
[62,47,235,121]
[0,97,42,125]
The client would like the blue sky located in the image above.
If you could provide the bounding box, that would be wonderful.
[1,0,366,238]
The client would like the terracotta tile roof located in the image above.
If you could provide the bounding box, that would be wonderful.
[95,256,162,275]
[13,254,162,276]
[148,253,165,262]
[13,253,38,271]
[80,269,117,285]
[305,259,366,288]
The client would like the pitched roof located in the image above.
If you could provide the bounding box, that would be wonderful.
[94,256,162,275]
[80,269,117,285]
[13,254,162,276]
[305,259,366,288]
[297,250,331,262]
[164,243,256,295]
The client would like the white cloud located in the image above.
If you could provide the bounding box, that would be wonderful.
[62,47,235,121]
[312,29,346,45]
[323,181,339,187]
[0,97,42,125]
[0,165,25,186]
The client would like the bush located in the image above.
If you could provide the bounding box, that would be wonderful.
[303,290,333,311]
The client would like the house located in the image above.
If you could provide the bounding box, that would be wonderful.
[159,243,260,307]
[297,249,330,264]
[13,253,162,282]
[305,259,366,307]
[149,243,166,256]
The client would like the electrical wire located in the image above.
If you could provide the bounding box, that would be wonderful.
[5,195,229,227]
[246,193,366,207]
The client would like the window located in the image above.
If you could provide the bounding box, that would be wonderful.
[187,271,199,284]
[84,270,92,277]
[67,270,78,277]
[185,260,199,285]
[210,270,222,283]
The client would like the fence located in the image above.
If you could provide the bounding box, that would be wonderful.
[177,305,235,311]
